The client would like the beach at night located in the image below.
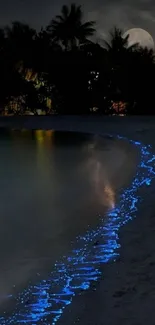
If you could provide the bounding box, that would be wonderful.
[0,116,154,324]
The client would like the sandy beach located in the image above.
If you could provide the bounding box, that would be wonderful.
[0,115,155,325]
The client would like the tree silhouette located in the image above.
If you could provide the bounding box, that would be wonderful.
[98,27,139,113]
[104,27,138,53]
[0,9,154,115]
[4,21,36,70]
[46,4,96,50]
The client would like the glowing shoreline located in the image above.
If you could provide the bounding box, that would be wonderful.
[1,134,155,325]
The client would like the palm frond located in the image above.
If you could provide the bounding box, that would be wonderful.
[46,3,96,49]
[61,5,69,18]
[55,15,65,22]
[104,40,111,50]
[70,4,82,21]
[82,21,96,29]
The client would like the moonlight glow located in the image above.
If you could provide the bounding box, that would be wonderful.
[123,28,154,50]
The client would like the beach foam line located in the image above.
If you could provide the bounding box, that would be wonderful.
[1,134,155,325]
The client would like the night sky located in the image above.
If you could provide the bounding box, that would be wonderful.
[0,0,155,41]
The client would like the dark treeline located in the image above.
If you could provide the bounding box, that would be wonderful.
[0,3,155,115]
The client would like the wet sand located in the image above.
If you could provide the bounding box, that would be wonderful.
[0,116,154,325]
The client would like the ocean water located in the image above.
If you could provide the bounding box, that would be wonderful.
[0,129,138,317]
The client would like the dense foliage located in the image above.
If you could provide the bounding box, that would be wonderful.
[0,4,154,115]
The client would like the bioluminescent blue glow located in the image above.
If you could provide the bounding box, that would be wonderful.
[1,135,155,325]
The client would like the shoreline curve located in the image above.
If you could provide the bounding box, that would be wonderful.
[0,117,155,324]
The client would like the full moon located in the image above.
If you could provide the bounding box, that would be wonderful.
[123,28,154,50]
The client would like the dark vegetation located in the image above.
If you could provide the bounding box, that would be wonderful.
[0,3,154,115]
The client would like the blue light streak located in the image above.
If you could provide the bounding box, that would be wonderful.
[1,135,155,325]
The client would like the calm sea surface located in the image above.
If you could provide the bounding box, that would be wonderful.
[0,129,137,310]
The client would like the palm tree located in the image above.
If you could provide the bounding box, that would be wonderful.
[46,3,96,50]
[103,27,155,115]
[104,26,138,54]
[100,27,138,111]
